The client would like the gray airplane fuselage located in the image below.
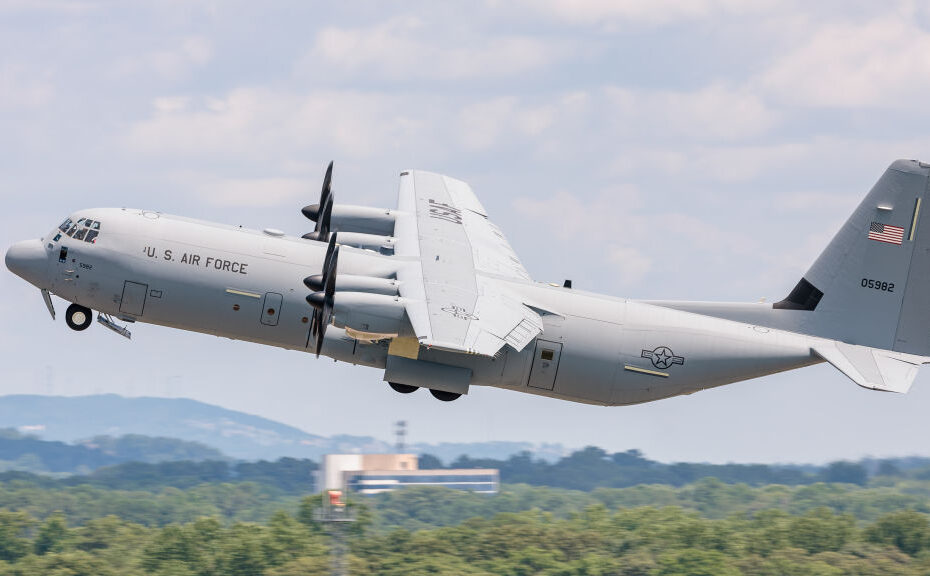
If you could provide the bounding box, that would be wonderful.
[18,207,821,406]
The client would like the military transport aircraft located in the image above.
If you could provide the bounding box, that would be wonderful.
[6,160,930,404]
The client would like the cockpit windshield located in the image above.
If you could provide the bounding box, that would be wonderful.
[58,217,101,244]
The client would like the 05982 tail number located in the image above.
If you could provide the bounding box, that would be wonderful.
[861,278,894,292]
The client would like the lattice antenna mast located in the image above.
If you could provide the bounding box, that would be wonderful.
[395,420,407,453]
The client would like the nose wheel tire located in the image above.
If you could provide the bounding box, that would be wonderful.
[430,389,461,402]
[389,382,419,394]
[65,304,93,331]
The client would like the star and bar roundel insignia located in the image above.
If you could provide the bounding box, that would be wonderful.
[641,346,685,370]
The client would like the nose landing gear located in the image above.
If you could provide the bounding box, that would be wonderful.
[65,304,92,331]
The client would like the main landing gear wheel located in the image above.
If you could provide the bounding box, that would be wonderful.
[65,304,93,331]
[430,389,461,402]
[389,382,419,394]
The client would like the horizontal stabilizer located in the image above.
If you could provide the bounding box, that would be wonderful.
[812,341,930,393]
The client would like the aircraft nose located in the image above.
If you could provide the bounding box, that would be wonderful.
[5,239,49,288]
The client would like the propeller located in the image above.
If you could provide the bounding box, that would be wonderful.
[302,161,334,241]
[305,233,339,357]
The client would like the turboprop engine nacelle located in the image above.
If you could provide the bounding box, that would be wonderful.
[330,292,407,336]
[302,204,397,236]
[305,274,399,296]
[337,232,395,253]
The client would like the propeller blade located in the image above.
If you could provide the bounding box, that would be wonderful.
[324,246,338,296]
[309,308,321,338]
[320,160,333,207]
[301,161,333,222]
[319,194,333,238]
[312,240,339,358]
[314,301,333,356]
[314,323,326,357]
[303,195,333,241]
[323,232,338,271]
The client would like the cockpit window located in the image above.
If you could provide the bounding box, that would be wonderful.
[60,217,102,242]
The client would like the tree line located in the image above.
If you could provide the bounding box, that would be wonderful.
[424,446,923,490]
[1,487,930,575]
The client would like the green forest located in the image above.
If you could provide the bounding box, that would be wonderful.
[3,434,930,574]
[3,463,930,574]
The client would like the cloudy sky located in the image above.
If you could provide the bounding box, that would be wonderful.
[4,0,930,463]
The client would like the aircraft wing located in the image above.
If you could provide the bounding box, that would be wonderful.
[393,170,543,356]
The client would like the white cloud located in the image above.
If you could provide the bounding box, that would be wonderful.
[759,16,930,108]
[604,85,780,143]
[773,191,858,215]
[513,0,774,26]
[512,182,760,288]
[0,0,97,14]
[610,141,808,182]
[129,89,428,162]
[113,35,213,81]
[0,64,53,110]
[153,96,190,113]
[606,245,652,285]
[454,97,558,151]
[302,16,559,80]
[512,187,652,285]
[195,177,309,207]
[512,186,642,244]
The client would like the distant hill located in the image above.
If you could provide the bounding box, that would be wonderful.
[0,395,326,461]
[0,428,224,474]
[0,395,566,462]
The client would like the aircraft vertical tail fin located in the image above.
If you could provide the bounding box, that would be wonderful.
[777,160,930,356]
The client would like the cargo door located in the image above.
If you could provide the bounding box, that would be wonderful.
[527,340,562,390]
[261,292,283,326]
[120,281,148,316]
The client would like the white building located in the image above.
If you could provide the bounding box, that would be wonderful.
[322,453,499,495]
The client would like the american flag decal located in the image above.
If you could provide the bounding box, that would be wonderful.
[868,222,905,245]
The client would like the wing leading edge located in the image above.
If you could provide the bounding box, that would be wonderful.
[393,170,542,356]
